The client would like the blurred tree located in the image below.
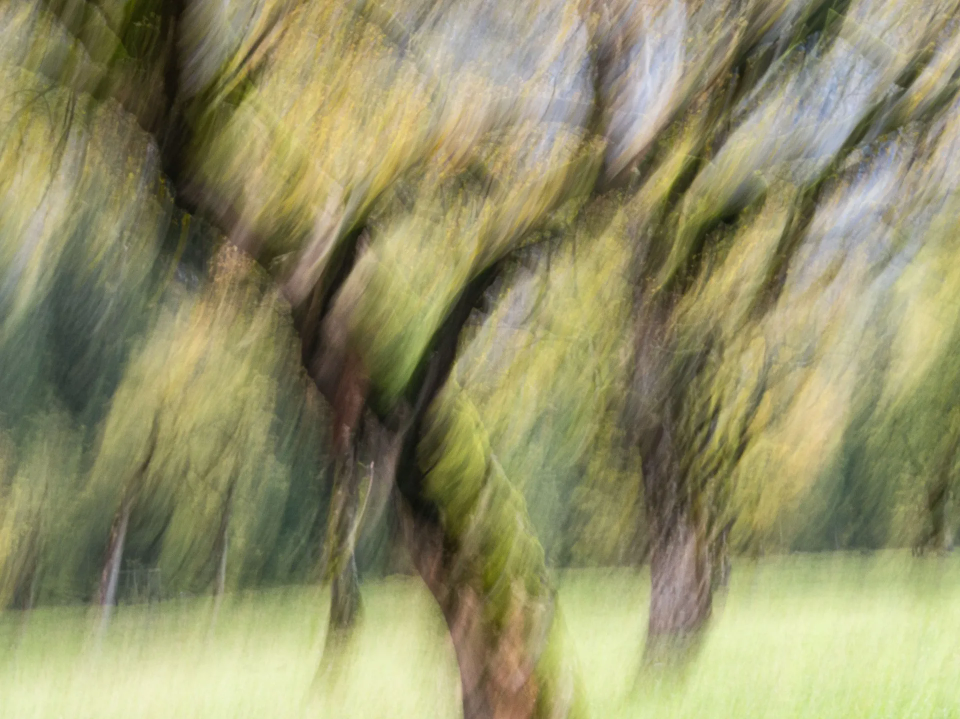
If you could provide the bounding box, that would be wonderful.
[9,1,960,715]
[84,247,301,621]
[609,0,960,655]
[0,411,81,612]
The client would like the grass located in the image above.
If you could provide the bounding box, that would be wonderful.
[1,552,959,718]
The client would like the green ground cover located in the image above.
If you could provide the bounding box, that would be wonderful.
[1,553,958,719]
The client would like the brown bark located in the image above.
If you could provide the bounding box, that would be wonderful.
[99,497,131,606]
[331,352,369,455]
[397,500,570,719]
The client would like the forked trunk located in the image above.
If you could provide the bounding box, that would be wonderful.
[304,265,582,717]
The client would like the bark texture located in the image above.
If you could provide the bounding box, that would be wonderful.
[640,415,712,661]
[647,512,711,645]
[320,352,371,650]
[324,447,364,637]
[398,499,582,719]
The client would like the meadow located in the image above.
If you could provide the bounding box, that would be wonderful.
[1,552,958,719]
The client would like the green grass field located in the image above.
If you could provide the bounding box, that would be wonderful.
[2,553,959,719]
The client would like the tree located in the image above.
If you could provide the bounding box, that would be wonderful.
[604,0,960,656]
[167,3,604,715]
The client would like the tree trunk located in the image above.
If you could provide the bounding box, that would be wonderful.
[209,484,235,632]
[384,261,582,719]
[303,261,583,717]
[329,551,362,631]
[640,419,713,661]
[12,525,42,612]
[98,418,158,629]
[916,453,954,556]
[321,352,371,643]
[398,500,582,719]
[324,449,364,636]
[398,506,490,719]
[214,484,235,599]
[928,479,948,554]
[313,444,366,690]
[98,495,132,631]
[646,512,711,651]
[215,529,229,598]
[710,520,733,591]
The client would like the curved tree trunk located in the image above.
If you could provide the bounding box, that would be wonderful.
[398,499,582,719]
[390,264,585,719]
[299,253,584,718]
